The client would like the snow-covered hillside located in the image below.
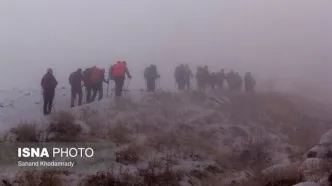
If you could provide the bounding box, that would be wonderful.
[1,88,332,186]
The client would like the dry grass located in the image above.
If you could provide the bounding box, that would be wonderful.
[215,131,272,174]
[115,143,143,165]
[80,170,141,186]
[148,128,218,160]
[81,156,183,186]
[13,171,63,186]
[3,91,332,186]
[10,122,40,142]
[46,111,82,142]
[107,124,134,145]
[138,156,183,186]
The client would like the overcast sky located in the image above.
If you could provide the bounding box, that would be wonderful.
[0,0,331,90]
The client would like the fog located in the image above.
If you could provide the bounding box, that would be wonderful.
[0,0,331,94]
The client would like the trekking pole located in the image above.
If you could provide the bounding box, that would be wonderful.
[124,79,131,95]
[106,81,110,98]
[110,85,115,97]
[82,86,86,104]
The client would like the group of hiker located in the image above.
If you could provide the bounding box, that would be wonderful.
[41,61,131,115]
[174,64,256,93]
[40,62,256,115]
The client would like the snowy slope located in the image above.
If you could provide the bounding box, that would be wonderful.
[1,88,332,185]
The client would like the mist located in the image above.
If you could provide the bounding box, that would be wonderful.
[0,0,331,95]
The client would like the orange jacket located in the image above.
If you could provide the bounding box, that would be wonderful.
[112,62,126,77]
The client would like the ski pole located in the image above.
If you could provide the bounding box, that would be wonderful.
[106,80,109,98]
[124,79,131,95]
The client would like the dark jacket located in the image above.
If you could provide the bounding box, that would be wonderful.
[83,68,92,87]
[109,65,115,80]
[145,65,160,80]
[41,72,58,91]
[69,71,83,88]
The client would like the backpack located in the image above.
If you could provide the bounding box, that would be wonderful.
[91,67,101,83]
[149,65,157,77]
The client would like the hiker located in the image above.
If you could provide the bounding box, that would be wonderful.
[69,68,83,107]
[83,67,93,103]
[91,68,109,101]
[112,61,132,97]
[109,64,115,81]
[196,66,204,91]
[244,72,256,92]
[144,64,160,92]
[217,69,226,90]
[196,66,210,92]
[208,72,218,91]
[234,72,243,91]
[184,64,193,91]
[174,64,186,91]
[226,70,236,91]
[41,68,58,115]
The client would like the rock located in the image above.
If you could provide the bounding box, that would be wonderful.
[325,150,332,159]
[306,145,329,159]
[328,172,332,184]
[188,176,201,186]
[74,120,90,134]
[292,182,319,186]
[262,162,302,183]
[300,158,325,173]
[307,151,317,158]
[229,126,248,138]
[318,129,332,146]
[300,158,328,182]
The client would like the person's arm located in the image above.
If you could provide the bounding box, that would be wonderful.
[125,67,132,78]
[54,76,58,87]
[69,74,73,86]
[41,76,45,89]
[103,75,108,83]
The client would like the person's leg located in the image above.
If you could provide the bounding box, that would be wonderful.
[71,87,76,107]
[91,85,97,101]
[78,87,83,106]
[146,79,150,92]
[115,77,125,96]
[187,80,191,91]
[147,79,152,92]
[43,91,48,115]
[151,79,156,92]
[86,87,91,103]
[180,80,185,91]
[98,84,103,101]
[114,77,120,96]
[48,90,55,114]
